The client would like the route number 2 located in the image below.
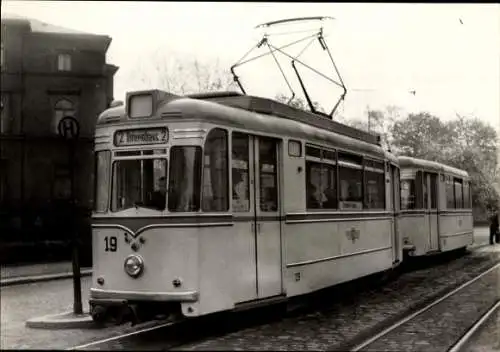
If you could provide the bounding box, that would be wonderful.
[104,236,117,252]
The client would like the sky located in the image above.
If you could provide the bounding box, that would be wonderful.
[2,1,499,130]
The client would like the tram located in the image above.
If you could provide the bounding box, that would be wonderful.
[89,90,403,323]
[398,156,473,256]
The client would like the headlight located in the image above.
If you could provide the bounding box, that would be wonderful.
[124,254,144,278]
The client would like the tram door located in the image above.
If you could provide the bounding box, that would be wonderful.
[428,173,439,251]
[391,164,401,263]
[232,132,283,302]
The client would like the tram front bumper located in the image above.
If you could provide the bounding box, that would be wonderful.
[89,288,199,304]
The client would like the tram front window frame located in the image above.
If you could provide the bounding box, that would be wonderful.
[95,150,111,213]
[108,127,232,214]
[111,152,168,212]
[167,146,202,212]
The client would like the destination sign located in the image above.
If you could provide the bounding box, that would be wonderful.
[114,128,168,146]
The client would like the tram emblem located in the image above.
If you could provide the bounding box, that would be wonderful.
[124,233,146,251]
[346,227,360,243]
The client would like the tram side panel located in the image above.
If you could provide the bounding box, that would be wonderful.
[391,164,404,264]
[438,175,474,252]
[438,212,474,252]
[399,212,429,256]
[196,224,246,316]
[399,172,430,256]
[283,218,394,297]
[281,143,395,298]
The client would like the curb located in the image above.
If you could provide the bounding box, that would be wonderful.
[1,269,93,287]
[469,243,493,252]
[26,310,95,330]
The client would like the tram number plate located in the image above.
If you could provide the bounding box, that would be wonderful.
[104,236,117,252]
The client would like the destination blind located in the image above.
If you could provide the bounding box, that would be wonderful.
[114,128,168,146]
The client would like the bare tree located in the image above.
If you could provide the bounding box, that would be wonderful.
[130,53,236,95]
[274,93,325,113]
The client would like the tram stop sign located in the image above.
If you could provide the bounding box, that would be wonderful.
[58,116,80,140]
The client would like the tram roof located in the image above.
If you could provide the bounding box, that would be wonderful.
[398,156,469,179]
[187,92,381,146]
[97,90,395,161]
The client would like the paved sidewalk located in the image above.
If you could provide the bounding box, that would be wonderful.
[1,261,92,287]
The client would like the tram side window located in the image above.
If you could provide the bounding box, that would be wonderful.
[446,176,455,209]
[202,128,229,212]
[422,173,429,209]
[305,145,337,210]
[95,150,110,212]
[338,152,363,210]
[415,171,424,209]
[365,160,385,209]
[463,181,470,209]
[168,146,202,212]
[306,161,336,209]
[111,157,167,212]
[259,137,278,212]
[430,173,438,209]
[454,178,463,209]
[401,179,416,210]
[232,132,250,212]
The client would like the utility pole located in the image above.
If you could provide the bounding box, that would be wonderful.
[57,116,82,315]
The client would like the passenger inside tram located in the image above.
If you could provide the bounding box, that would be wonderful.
[150,176,167,210]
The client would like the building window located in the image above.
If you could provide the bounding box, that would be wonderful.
[57,54,71,71]
[53,99,75,133]
[1,24,5,69]
[53,165,71,200]
[1,42,4,69]
[1,94,10,134]
[0,159,7,203]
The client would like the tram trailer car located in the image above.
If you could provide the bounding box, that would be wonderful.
[398,156,473,257]
[89,89,404,324]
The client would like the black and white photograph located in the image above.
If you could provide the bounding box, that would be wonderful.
[1,2,499,351]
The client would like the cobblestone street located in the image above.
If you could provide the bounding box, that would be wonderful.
[360,265,500,351]
[463,304,500,352]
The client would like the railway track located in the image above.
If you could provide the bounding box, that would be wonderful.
[67,251,499,351]
[448,300,500,352]
[350,262,500,352]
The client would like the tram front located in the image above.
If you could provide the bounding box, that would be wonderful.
[89,90,214,324]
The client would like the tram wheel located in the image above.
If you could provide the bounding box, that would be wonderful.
[90,305,109,324]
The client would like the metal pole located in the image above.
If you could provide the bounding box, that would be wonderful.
[70,140,83,315]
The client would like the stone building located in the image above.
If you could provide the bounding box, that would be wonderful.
[0,13,118,263]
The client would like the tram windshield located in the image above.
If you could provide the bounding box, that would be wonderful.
[111,157,168,211]
[110,146,202,212]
